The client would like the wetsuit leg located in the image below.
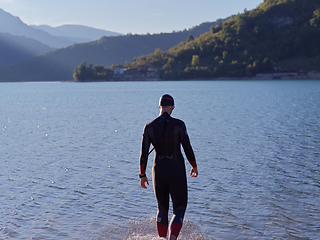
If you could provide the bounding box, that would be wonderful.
[153,169,170,237]
[156,203,169,237]
[168,169,188,238]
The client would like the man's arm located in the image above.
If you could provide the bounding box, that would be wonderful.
[180,122,198,178]
[139,125,151,187]
[180,122,197,169]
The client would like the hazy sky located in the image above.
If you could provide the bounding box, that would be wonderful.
[1,0,263,34]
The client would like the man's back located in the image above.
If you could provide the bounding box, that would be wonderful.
[140,112,196,171]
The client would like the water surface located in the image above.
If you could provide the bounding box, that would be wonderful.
[1,80,319,239]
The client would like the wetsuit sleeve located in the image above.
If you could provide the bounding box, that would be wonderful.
[139,124,151,175]
[180,122,197,168]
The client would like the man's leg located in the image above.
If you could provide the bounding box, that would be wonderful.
[153,170,170,237]
[168,171,187,239]
[156,204,169,237]
[168,205,186,238]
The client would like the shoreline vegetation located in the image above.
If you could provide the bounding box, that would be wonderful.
[72,73,320,83]
[72,61,320,83]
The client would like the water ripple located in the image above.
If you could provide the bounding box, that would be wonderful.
[1,81,320,239]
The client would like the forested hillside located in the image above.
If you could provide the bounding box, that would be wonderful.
[128,0,320,79]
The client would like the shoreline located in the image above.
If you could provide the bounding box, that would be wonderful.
[73,71,320,82]
[1,74,320,83]
[75,74,320,82]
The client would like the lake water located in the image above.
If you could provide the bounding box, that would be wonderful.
[0,80,319,240]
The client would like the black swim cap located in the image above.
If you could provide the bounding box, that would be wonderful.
[159,94,174,106]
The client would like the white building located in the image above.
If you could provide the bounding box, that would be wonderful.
[114,66,126,75]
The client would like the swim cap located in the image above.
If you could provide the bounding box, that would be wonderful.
[159,94,174,106]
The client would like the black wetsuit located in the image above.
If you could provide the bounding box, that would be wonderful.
[140,112,197,237]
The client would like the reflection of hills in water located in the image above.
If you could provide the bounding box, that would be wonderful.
[100,217,208,239]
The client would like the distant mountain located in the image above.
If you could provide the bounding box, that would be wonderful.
[31,24,122,43]
[0,8,121,48]
[0,8,74,48]
[0,17,231,81]
[0,32,53,66]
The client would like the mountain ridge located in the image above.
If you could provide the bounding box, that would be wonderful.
[31,24,122,43]
[0,8,122,48]
[0,8,72,48]
[0,16,232,81]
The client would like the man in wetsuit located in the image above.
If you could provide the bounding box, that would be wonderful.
[139,94,198,240]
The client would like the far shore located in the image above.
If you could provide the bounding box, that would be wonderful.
[1,73,320,83]
[71,72,320,82]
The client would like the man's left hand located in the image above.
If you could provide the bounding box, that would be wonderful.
[190,167,198,177]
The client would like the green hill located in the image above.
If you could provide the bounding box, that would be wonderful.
[129,0,320,79]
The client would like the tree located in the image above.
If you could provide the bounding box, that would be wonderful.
[124,61,132,68]
[245,64,255,77]
[222,51,228,60]
[211,22,222,34]
[310,8,320,28]
[154,48,163,56]
[73,62,113,81]
[187,34,194,42]
[262,58,274,73]
[191,55,200,66]
[73,61,88,80]
[163,58,176,71]
[94,65,105,74]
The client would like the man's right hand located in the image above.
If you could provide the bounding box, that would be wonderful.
[140,176,149,189]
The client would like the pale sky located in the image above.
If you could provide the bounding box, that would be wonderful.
[1,0,263,34]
